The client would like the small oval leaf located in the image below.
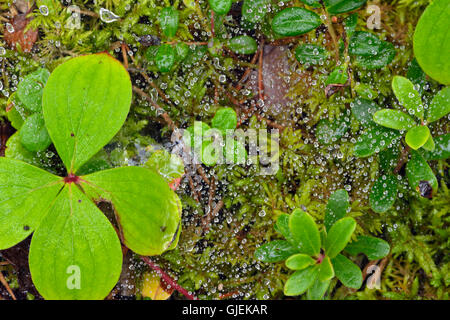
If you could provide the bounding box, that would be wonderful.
[345,235,390,260]
[271,7,321,37]
[373,109,417,130]
[324,217,356,259]
[254,240,298,263]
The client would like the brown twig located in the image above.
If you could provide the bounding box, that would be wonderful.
[140,257,196,300]
[394,145,410,174]
[202,200,224,233]
[0,271,16,300]
[235,50,260,92]
[121,43,129,70]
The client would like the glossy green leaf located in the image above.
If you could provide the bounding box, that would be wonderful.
[29,186,122,299]
[241,0,270,25]
[349,31,381,57]
[324,217,356,258]
[392,76,423,119]
[351,98,381,126]
[156,44,176,73]
[413,0,450,85]
[81,166,182,256]
[421,133,450,160]
[373,109,417,130]
[294,44,327,65]
[406,151,438,195]
[369,174,398,213]
[19,113,52,152]
[145,150,185,181]
[284,265,319,296]
[325,65,348,85]
[42,53,132,173]
[211,107,237,134]
[307,279,330,300]
[6,93,25,130]
[355,41,396,70]
[254,240,298,263]
[318,256,334,281]
[289,209,321,256]
[331,254,362,289]
[379,144,400,172]
[407,58,427,95]
[17,68,50,113]
[324,189,349,231]
[159,7,179,38]
[345,235,390,260]
[422,134,435,152]
[427,87,450,123]
[405,125,430,150]
[228,36,258,55]
[354,126,401,158]
[355,83,378,100]
[274,214,295,244]
[175,42,190,62]
[316,116,350,145]
[285,254,315,270]
[0,158,62,250]
[324,0,367,14]
[271,7,321,37]
[208,0,232,15]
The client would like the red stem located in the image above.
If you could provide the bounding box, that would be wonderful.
[140,256,196,300]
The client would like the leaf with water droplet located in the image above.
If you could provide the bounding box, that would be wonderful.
[211,107,237,134]
[17,68,50,113]
[271,7,321,37]
[241,0,270,26]
[19,113,52,152]
[324,0,367,14]
[355,40,396,70]
[392,76,423,120]
[351,98,381,126]
[324,217,356,259]
[345,235,390,260]
[208,0,232,15]
[349,31,382,57]
[373,109,417,130]
[295,44,327,65]
[159,7,179,39]
[406,151,438,196]
[228,36,258,55]
[405,125,430,150]
[427,87,450,123]
[331,254,362,289]
[254,240,298,263]
[324,189,349,231]
[289,209,321,256]
[369,174,398,213]
[156,44,176,73]
[421,133,450,160]
[354,125,400,158]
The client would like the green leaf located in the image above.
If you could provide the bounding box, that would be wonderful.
[406,151,438,196]
[351,98,381,126]
[274,214,295,244]
[145,150,185,182]
[6,93,25,130]
[373,109,417,130]
[19,113,52,152]
[5,132,42,167]
[355,41,396,70]
[81,166,182,256]
[354,126,401,158]
[284,265,319,296]
[349,31,382,57]
[285,254,316,270]
[427,87,450,123]
[289,209,321,256]
[405,125,430,150]
[0,158,62,250]
[422,134,435,152]
[344,13,357,38]
[29,186,122,299]
[345,235,390,260]
[271,7,321,37]
[421,133,450,160]
[331,254,362,289]
[369,174,398,213]
[208,0,232,15]
[17,68,50,113]
[228,36,258,55]
[42,53,132,173]
[294,44,327,65]
[324,217,356,258]
[307,279,330,300]
[316,115,350,145]
[300,0,321,7]
[156,44,176,73]
[325,65,348,85]
[241,0,270,25]
[413,0,450,85]
[254,240,298,263]
[318,256,334,281]
[355,83,378,100]
[211,107,237,134]
[392,76,423,119]
[324,0,367,14]
[159,7,179,39]
[407,58,427,95]
[324,189,349,231]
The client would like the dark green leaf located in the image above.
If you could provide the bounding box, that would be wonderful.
[406,151,438,195]
[355,41,396,70]
[353,125,401,158]
[307,279,330,300]
[421,133,450,160]
[324,189,349,231]
[407,58,427,94]
[156,44,176,73]
[349,31,382,57]
[275,214,295,244]
[208,0,232,15]
[344,13,357,38]
[345,235,390,260]
[254,240,298,263]
[228,36,258,55]
[427,87,450,123]
[17,68,50,113]
[325,0,367,14]
[351,98,381,126]
[316,115,350,145]
[241,0,270,25]
[159,7,179,38]
[325,65,348,85]
[392,76,423,119]
[19,113,52,152]
[331,254,363,289]
[271,7,321,37]
[294,44,327,65]
[369,174,398,213]
[373,109,417,130]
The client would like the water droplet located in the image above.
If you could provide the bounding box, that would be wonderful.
[39,5,49,16]
[0,47,5,56]
[99,8,120,23]
[6,23,14,33]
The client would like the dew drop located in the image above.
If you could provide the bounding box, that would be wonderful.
[99,8,120,23]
